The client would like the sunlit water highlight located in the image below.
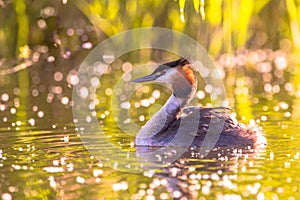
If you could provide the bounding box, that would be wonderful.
[0,117,299,199]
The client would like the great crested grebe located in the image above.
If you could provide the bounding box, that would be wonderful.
[132,57,267,147]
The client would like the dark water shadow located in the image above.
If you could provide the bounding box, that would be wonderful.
[136,145,266,199]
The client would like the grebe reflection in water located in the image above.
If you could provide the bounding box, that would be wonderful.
[132,57,267,147]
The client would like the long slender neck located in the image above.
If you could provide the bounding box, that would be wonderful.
[135,91,195,146]
[135,65,197,146]
[135,94,181,146]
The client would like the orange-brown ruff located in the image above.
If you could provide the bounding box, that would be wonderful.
[180,65,196,86]
[132,57,267,148]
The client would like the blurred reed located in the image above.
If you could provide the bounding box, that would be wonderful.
[1,0,300,58]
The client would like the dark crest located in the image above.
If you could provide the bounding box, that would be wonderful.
[163,57,192,68]
[153,57,192,73]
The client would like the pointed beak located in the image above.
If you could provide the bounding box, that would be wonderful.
[131,73,159,83]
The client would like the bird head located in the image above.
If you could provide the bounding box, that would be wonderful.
[132,57,197,98]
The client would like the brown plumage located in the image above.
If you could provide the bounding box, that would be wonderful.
[132,57,267,148]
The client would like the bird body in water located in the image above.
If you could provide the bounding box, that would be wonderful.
[132,57,267,148]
